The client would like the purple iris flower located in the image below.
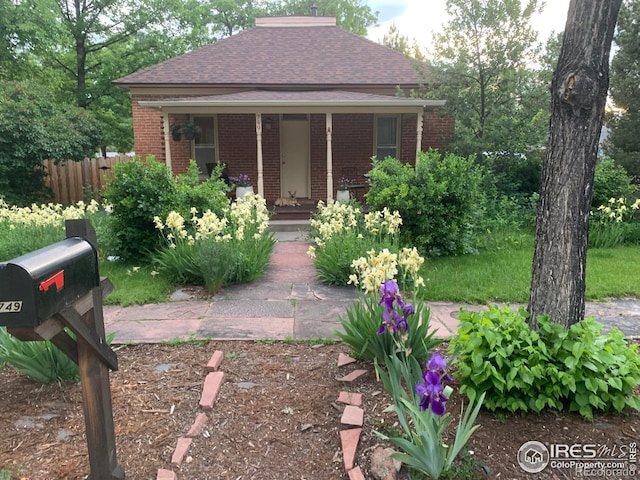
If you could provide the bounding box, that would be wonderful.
[377,280,413,335]
[427,353,447,372]
[415,353,451,415]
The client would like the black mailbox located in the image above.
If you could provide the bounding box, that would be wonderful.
[0,237,99,328]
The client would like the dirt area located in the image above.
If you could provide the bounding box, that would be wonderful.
[0,341,638,480]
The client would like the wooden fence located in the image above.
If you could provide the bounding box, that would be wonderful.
[43,155,135,204]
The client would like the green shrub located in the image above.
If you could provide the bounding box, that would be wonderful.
[175,161,231,219]
[0,327,80,383]
[335,292,438,366]
[102,156,177,262]
[481,152,542,199]
[592,159,637,208]
[366,151,486,256]
[450,306,640,419]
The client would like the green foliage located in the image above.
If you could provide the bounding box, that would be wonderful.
[0,221,63,261]
[589,197,640,248]
[175,161,232,219]
[309,202,410,287]
[374,353,485,480]
[366,151,485,256]
[607,0,640,179]
[0,327,79,383]
[592,159,637,208]
[335,293,439,365]
[99,261,174,306]
[197,231,275,294]
[102,157,177,262]
[0,81,101,205]
[451,306,640,419]
[423,0,548,156]
[151,193,275,293]
[102,158,233,263]
[268,0,378,35]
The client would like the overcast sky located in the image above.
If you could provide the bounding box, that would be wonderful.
[365,0,572,51]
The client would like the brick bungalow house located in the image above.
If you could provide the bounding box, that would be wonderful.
[114,15,453,203]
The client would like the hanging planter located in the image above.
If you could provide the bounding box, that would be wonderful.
[181,121,198,140]
[170,123,182,141]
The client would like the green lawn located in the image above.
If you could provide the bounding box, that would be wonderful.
[423,239,640,303]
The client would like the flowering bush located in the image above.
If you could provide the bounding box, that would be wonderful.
[152,193,274,292]
[308,200,424,291]
[0,199,104,260]
[589,197,640,248]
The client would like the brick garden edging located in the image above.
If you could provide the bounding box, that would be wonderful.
[156,349,370,480]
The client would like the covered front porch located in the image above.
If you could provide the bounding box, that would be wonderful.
[140,90,445,204]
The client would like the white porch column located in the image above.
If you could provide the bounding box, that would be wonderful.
[255,113,264,197]
[416,111,424,163]
[326,113,333,202]
[162,112,172,171]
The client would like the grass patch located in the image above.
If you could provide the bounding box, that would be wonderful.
[100,261,174,306]
[423,233,640,303]
[424,247,533,303]
[586,246,640,299]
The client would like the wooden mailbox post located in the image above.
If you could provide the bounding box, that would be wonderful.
[0,219,124,479]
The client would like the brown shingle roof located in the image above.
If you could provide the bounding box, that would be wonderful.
[115,17,429,87]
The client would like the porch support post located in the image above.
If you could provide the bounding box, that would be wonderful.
[326,113,333,202]
[255,113,264,197]
[162,112,172,171]
[416,111,424,163]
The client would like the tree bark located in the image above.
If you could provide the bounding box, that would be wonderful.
[527,0,622,328]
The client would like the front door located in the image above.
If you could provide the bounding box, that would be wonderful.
[280,115,310,198]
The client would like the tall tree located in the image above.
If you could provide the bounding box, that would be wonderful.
[427,0,546,157]
[0,81,101,205]
[382,22,425,61]
[605,0,640,179]
[268,0,377,35]
[528,0,622,327]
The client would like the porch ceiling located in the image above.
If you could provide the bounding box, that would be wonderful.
[139,89,445,114]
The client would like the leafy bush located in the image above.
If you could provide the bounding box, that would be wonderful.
[0,81,101,206]
[592,159,637,208]
[451,306,640,419]
[481,151,542,199]
[102,157,177,262]
[102,158,232,263]
[366,151,485,256]
[175,161,231,219]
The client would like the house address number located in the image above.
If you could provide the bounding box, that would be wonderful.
[0,301,22,313]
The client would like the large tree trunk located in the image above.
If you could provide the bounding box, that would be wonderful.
[527,0,622,328]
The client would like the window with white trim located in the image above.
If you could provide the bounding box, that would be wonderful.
[375,115,400,159]
[193,116,217,178]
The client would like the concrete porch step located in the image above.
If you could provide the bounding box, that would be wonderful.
[269,219,310,232]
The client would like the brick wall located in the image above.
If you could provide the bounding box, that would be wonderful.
[130,97,455,201]
[422,109,455,151]
[131,94,166,163]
